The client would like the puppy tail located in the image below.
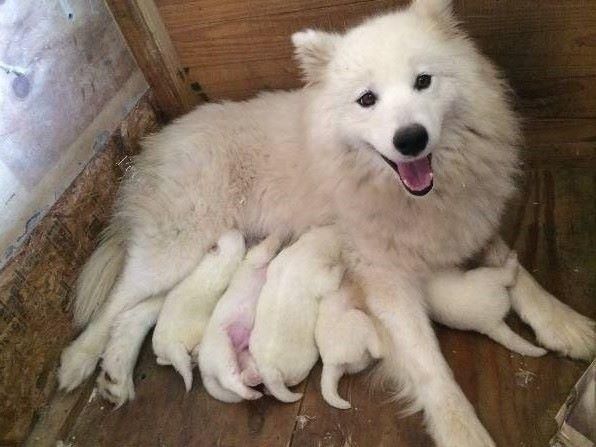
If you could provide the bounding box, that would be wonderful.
[168,342,194,392]
[487,322,547,357]
[261,367,302,403]
[73,222,126,327]
[321,364,351,409]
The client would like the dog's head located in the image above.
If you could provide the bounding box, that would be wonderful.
[293,0,518,198]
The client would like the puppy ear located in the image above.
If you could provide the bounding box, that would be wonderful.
[292,29,339,84]
[410,0,454,21]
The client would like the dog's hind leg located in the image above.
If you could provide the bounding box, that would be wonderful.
[97,295,164,407]
[321,364,350,409]
[485,322,546,357]
[59,240,210,392]
[202,376,243,403]
[360,267,495,447]
[261,367,303,403]
[484,237,595,361]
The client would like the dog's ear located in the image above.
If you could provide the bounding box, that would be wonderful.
[410,0,454,21]
[292,29,339,84]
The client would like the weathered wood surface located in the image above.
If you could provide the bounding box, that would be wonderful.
[105,0,202,119]
[154,0,596,120]
[33,160,594,447]
[0,96,161,445]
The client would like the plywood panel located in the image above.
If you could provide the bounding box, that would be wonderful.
[155,0,596,118]
[0,96,161,445]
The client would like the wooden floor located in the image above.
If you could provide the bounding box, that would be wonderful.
[25,160,595,447]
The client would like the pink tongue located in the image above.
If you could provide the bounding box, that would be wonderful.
[396,156,433,193]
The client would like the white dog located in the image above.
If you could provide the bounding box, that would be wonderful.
[152,230,246,391]
[316,278,383,409]
[250,226,345,403]
[426,253,546,357]
[197,232,284,403]
[97,295,165,407]
[61,1,595,444]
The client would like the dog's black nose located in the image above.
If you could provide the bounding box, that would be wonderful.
[393,124,428,156]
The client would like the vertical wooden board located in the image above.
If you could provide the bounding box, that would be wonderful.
[62,340,305,447]
[0,96,160,445]
[105,0,201,118]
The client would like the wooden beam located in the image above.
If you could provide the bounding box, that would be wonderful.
[105,0,199,119]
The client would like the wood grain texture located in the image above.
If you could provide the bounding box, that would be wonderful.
[32,161,594,447]
[154,0,596,119]
[0,95,161,445]
[105,0,201,119]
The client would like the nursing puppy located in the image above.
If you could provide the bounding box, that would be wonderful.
[197,232,284,403]
[153,230,246,391]
[61,1,595,444]
[250,226,345,403]
[316,277,383,409]
[426,253,546,357]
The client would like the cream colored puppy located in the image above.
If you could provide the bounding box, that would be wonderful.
[316,278,383,409]
[152,230,246,391]
[197,233,284,403]
[426,253,546,357]
[250,226,345,403]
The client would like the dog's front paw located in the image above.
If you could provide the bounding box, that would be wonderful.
[427,393,495,447]
[533,298,595,361]
[58,340,102,392]
[96,368,135,407]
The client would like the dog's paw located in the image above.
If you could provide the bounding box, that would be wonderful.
[96,368,135,408]
[533,300,595,361]
[58,341,101,392]
[427,393,495,447]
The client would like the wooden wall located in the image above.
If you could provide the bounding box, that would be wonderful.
[154,0,596,120]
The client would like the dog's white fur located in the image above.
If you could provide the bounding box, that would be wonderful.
[197,232,283,403]
[316,278,382,409]
[97,295,164,407]
[250,226,345,403]
[426,253,546,357]
[152,230,246,391]
[59,0,595,444]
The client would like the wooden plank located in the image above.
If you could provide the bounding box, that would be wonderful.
[155,0,596,118]
[0,95,161,445]
[523,119,596,168]
[61,339,306,447]
[105,0,201,118]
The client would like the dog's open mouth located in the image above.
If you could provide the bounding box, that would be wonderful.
[381,154,433,196]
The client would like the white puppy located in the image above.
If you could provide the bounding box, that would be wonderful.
[197,232,284,403]
[316,278,383,409]
[152,230,246,391]
[250,226,345,403]
[426,253,546,357]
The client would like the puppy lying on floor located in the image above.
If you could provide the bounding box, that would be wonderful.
[152,230,246,390]
[249,225,345,403]
[426,252,546,357]
[197,232,284,402]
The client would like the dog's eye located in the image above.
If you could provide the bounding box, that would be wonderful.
[414,74,432,91]
[356,91,377,107]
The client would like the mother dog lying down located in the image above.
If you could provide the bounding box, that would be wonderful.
[59,0,595,445]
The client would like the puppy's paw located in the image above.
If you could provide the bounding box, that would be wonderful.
[533,300,595,361]
[428,394,495,447]
[96,369,135,408]
[58,340,101,392]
